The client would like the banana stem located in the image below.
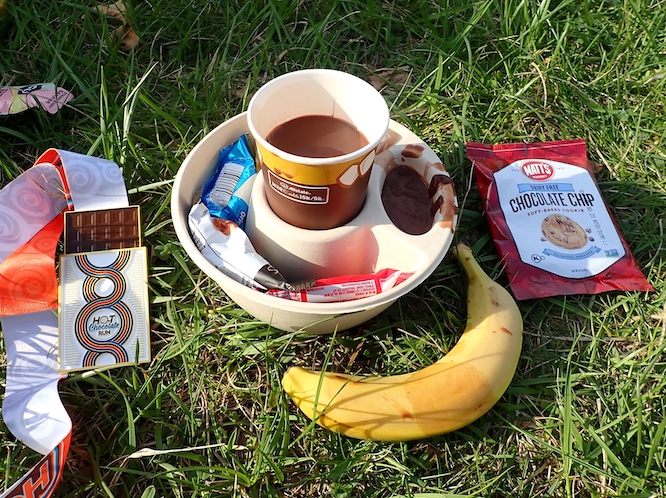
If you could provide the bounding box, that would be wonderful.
[453,243,483,279]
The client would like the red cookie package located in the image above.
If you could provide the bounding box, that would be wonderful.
[466,139,653,300]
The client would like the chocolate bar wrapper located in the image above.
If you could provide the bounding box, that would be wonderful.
[188,202,291,291]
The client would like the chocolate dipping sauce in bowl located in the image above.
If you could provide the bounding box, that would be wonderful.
[247,69,390,230]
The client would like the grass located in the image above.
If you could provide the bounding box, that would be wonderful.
[1,0,665,496]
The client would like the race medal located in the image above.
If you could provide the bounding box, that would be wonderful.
[58,208,150,372]
[0,148,136,497]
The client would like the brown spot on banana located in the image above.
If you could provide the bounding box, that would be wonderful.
[319,413,354,430]
[488,287,501,308]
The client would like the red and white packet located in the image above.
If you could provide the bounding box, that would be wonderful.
[466,139,653,300]
[268,269,413,303]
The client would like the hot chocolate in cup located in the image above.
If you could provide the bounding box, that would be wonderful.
[247,69,390,230]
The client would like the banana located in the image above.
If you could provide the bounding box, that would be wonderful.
[281,243,523,441]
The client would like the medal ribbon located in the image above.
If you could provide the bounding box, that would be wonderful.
[0,149,128,497]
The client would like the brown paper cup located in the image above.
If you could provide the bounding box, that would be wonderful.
[247,69,390,230]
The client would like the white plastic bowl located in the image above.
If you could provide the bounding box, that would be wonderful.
[171,112,457,333]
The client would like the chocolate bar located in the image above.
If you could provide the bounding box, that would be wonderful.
[64,206,141,254]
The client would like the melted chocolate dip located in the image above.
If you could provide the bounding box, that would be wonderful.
[381,166,433,235]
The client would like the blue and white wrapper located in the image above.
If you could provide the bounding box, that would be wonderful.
[202,135,256,229]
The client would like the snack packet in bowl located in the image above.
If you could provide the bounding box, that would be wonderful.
[268,269,413,303]
[188,202,293,291]
[201,135,256,229]
[466,139,653,300]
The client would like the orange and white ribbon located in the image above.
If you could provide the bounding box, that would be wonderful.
[0,149,128,497]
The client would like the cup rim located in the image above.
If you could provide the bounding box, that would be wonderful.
[247,69,390,166]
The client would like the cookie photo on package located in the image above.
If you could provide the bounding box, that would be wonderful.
[466,139,654,300]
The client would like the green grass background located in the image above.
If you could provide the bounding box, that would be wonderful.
[1,0,665,497]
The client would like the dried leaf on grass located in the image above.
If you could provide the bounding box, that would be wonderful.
[94,1,139,51]
[368,68,411,94]
[232,81,247,99]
